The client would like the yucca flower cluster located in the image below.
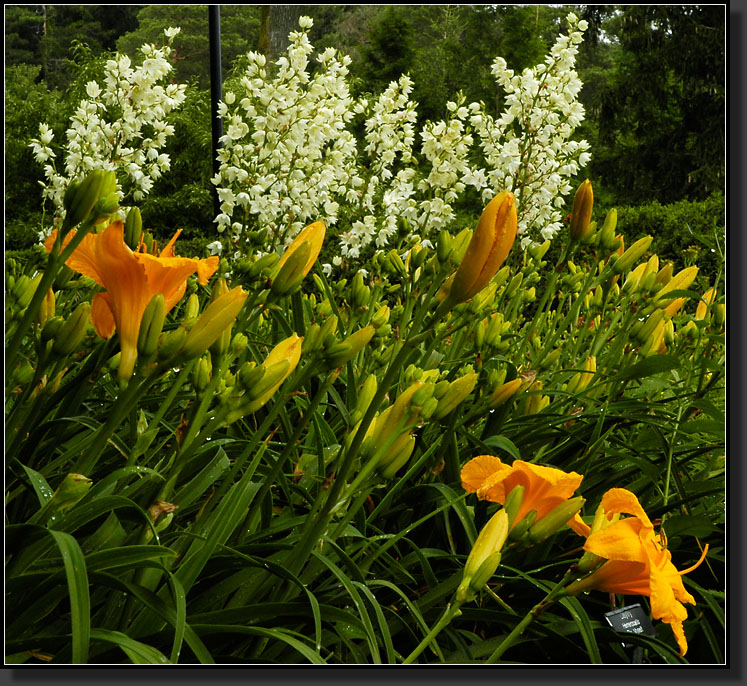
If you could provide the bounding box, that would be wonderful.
[212,13,591,265]
[29,27,187,230]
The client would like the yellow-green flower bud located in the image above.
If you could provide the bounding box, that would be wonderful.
[157,327,188,361]
[325,325,375,368]
[437,229,452,263]
[231,332,249,357]
[63,170,116,230]
[371,304,390,328]
[503,485,525,528]
[51,302,90,357]
[528,240,551,261]
[433,371,477,419]
[301,323,322,355]
[124,206,142,250]
[457,509,509,603]
[713,303,725,328]
[489,378,522,408]
[271,240,312,296]
[30,473,93,525]
[137,293,166,360]
[654,266,699,305]
[622,263,647,295]
[526,496,585,543]
[599,208,618,250]
[655,262,674,287]
[378,432,416,479]
[241,334,303,414]
[508,509,537,541]
[247,252,280,280]
[193,356,212,392]
[569,179,594,242]
[184,293,200,321]
[636,309,665,344]
[613,236,653,275]
[34,288,56,327]
[504,272,523,299]
[639,319,667,356]
[180,287,247,361]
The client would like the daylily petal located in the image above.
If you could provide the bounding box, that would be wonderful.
[45,229,105,286]
[599,488,654,530]
[584,517,651,564]
[461,455,506,493]
[90,292,116,339]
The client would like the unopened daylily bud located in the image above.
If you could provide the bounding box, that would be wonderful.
[275,221,325,283]
[713,303,725,328]
[457,508,510,603]
[40,315,63,343]
[13,274,42,311]
[622,263,646,294]
[241,334,303,414]
[378,433,417,479]
[63,170,117,230]
[351,374,378,423]
[489,378,522,408]
[325,326,375,368]
[351,271,370,308]
[636,309,665,344]
[528,240,551,261]
[237,360,263,390]
[183,293,200,321]
[271,240,312,296]
[508,509,537,541]
[663,319,675,347]
[437,229,452,263]
[301,323,322,354]
[247,252,280,280]
[371,304,390,328]
[613,236,653,274]
[655,266,699,305]
[51,302,90,358]
[137,294,166,360]
[503,485,525,529]
[193,356,212,392]
[504,272,523,299]
[655,262,674,287]
[180,287,247,361]
[664,297,687,318]
[157,327,187,361]
[695,288,717,321]
[527,496,585,543]
[434,371,477,419]
[246,360,290,401]
[30,473,93,525]
[570,179,594,242]
[599,208,618,250]
[442,192,517,306]
[124,206,142,250]
[318,315,338,347]
[230,332,249,357]
[639,319,667,356]
[35,288,56,326]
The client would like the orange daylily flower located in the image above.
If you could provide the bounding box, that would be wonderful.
[566,488,709,657]
[45,220,219,381]
[461,455,587,536]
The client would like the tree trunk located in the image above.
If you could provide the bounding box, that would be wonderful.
[258,5,304,63]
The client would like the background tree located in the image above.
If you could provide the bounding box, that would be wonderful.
[591,5,725,204]
[116,5,260,88]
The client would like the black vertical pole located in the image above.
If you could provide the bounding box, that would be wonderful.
[209,5,223,220]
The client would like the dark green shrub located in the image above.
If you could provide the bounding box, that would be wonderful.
[614,192,725,284]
